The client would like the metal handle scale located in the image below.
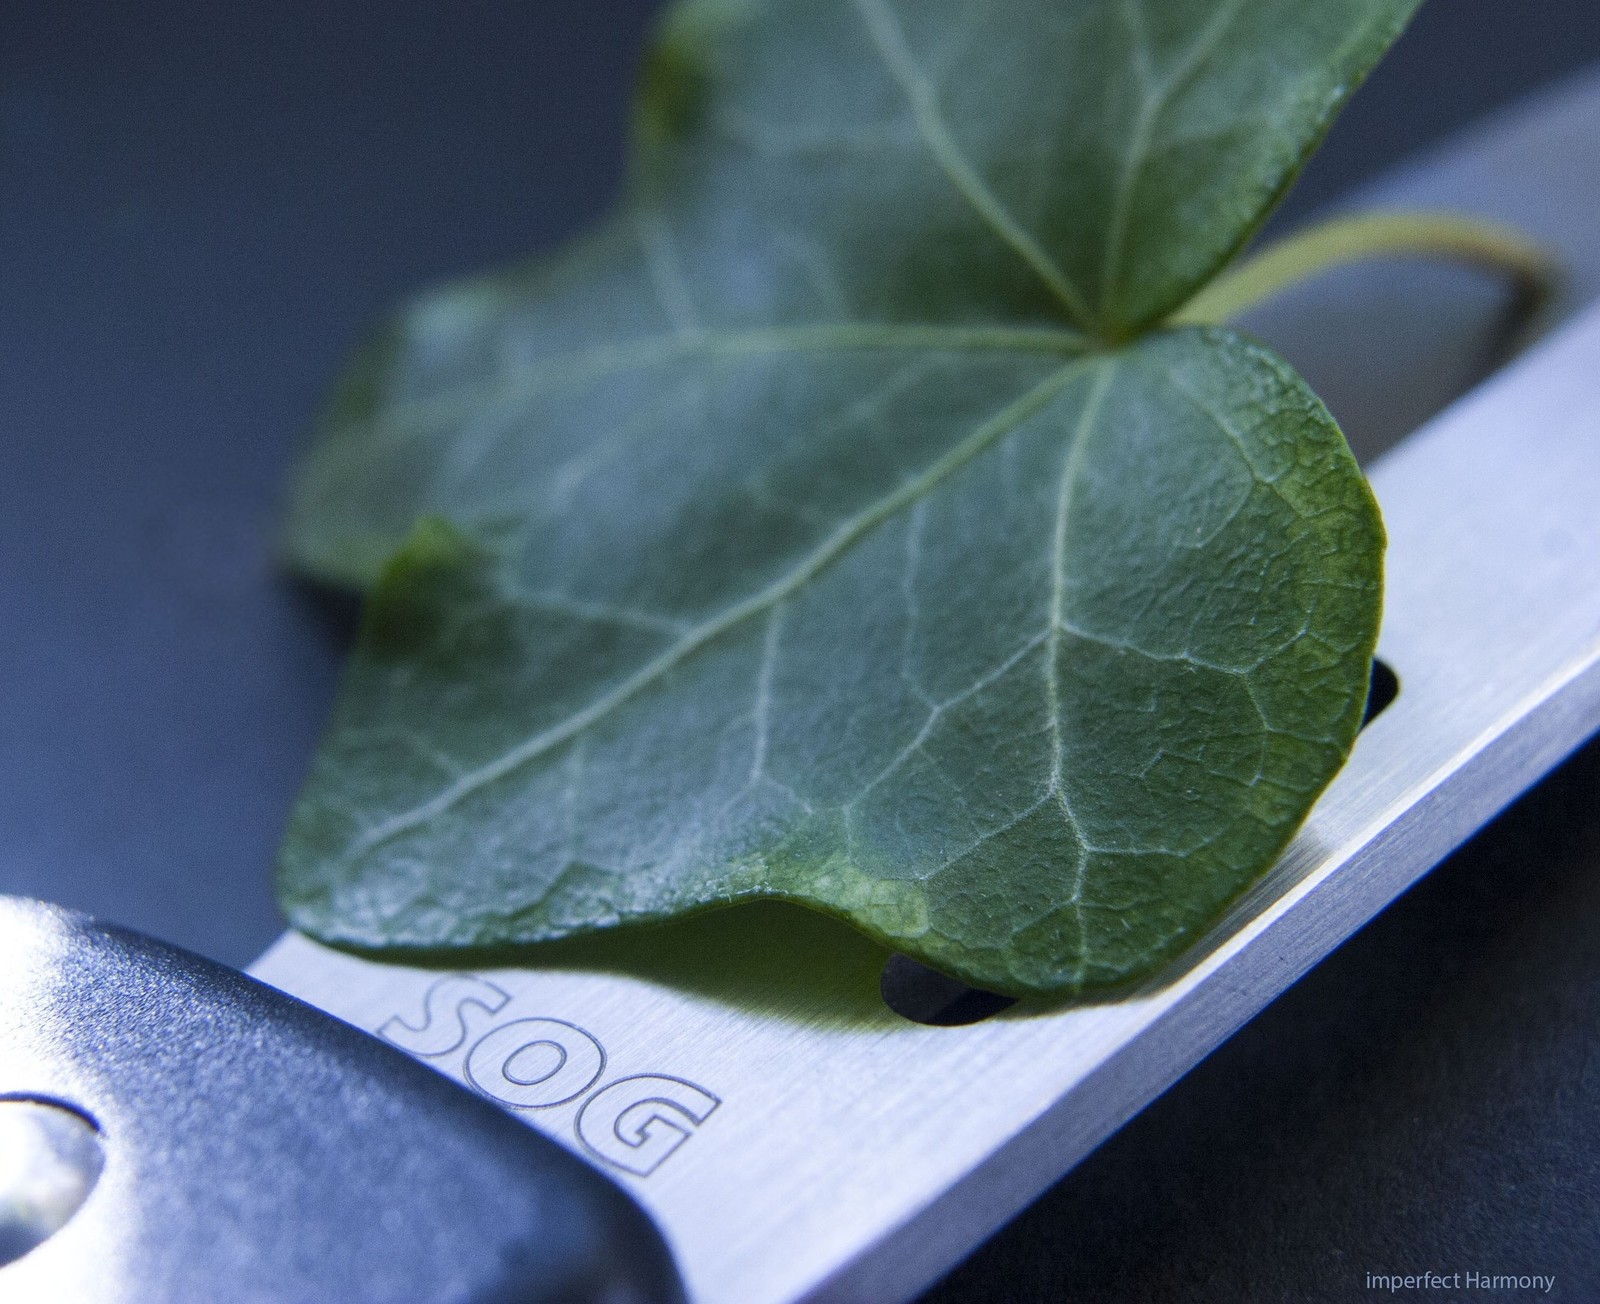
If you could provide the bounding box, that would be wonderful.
[0,896,685,1304]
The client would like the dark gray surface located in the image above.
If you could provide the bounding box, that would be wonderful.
[1,0,663,965]
[0,894,683,1303]
[3,2,1600,1300]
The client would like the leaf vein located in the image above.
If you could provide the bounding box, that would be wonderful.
[849,0,1095,328]
[336,356,1099,864]
[1046,361,1115,982]
[635,207,701,333]
[330,322,1089,452]
[750,604,784,784]
[1097,0,1247,317]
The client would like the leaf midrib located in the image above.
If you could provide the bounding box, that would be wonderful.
[324,321,1089,448]
[337,352,1104,866]
[1045,362,1114,983]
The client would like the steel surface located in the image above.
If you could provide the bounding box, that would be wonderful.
[253,303,1600,1304]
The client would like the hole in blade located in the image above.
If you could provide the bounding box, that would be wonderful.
[1363,658,1400,727]
[880,953,1016,1026]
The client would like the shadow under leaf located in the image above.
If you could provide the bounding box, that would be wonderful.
[330,899,903,1030]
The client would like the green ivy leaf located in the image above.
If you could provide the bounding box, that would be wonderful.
[278,0,1412,996]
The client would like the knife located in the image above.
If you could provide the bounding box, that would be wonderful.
[6,275,1599,1301]
[260,294,1600,1304]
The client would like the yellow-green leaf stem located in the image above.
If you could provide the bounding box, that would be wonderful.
[1170,211,1557,328]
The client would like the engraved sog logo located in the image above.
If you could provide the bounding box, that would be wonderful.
[379,975,719,1177]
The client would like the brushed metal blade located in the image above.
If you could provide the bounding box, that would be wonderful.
[251,301,1600,1304]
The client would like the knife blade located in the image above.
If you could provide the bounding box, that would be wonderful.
[248,298,1600,1304]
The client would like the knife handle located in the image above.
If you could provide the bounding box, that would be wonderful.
[0,895,685,1304]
